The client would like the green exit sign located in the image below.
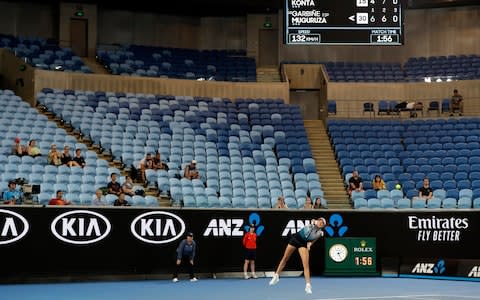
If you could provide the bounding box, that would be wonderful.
[74,10,84,17]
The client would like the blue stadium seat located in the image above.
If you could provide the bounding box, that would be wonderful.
[442,198,457,209]
[397,198,411,209]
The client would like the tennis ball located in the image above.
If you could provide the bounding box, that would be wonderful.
[395,184,401,190]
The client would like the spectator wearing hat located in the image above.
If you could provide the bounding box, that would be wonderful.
[183,160,199,180]
[172,232,197,282]
[242,224,258,279]
[2,181,22,205]
[49,190,71,205]
[11,137,26,157]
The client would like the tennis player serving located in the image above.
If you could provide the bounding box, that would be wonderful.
[269,217,327,294]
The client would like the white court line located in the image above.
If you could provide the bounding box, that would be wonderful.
[314,296,480,300]
[441,297,480,299]
[313,295,437,300]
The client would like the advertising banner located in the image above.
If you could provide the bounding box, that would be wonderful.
[0,207,479,281]
[399,258,480,281]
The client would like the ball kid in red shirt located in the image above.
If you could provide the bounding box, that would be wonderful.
[242,224,258,279]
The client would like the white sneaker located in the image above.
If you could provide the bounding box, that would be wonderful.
[172,278,178,282]
[269,274,279,285]
[305,283,312,294]
[244,274,249,280]
[190,277,198,282]
[251,274,258,279]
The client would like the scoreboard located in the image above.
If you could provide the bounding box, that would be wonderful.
[284,0,404,45]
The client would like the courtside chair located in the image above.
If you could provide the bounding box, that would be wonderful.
[427,101,440,116]
[363,102,375,117]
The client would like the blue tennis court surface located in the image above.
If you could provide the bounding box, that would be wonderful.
[1,277,479,300]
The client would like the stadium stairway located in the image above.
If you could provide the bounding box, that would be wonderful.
[256,67,282,82]
[304,120,350,209]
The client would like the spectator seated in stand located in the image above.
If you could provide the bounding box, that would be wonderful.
[113,192,131,206]
[47,144,62,166]
[303,195,313,209]
[313,197,326,209]
[73,148,86,168]
[107,173,122,196]
[183,160,199,180]
[348,170,364,197]
[91,189,108,206]
[139,153,154,183]
[61,145,80,167]
[2,180,23,205]
[122,175,135,197]
[274,196,288,209]
[11,137,27,157]
[49,190,71,205]
[371,174,386,191]
[26,139,42,157]
[450,89,464,116]
[153,152,168,170]
[414,178,433,202]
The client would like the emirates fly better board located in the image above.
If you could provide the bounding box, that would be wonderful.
[284,0,404,45]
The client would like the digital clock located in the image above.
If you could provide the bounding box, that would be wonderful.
[370,34,400,44]
[355,256,374,266]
